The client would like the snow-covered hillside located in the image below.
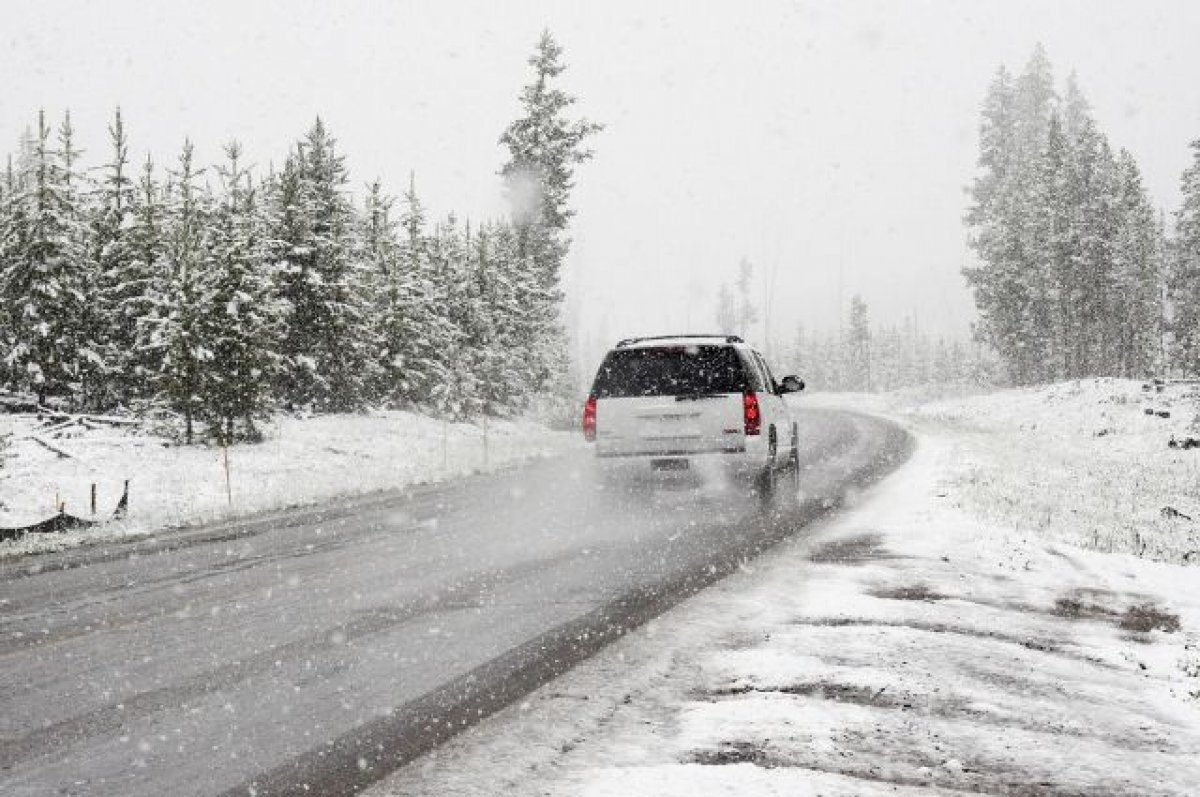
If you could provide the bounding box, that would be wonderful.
[0,410,575,557]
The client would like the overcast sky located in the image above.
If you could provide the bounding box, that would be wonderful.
[4,1,1200,367]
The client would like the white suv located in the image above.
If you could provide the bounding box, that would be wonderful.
[583,335,804,491]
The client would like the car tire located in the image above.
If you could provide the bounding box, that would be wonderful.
[756,461,777,500]
[782,443,801,506]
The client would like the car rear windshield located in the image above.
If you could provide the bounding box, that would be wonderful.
[590,345,750,398]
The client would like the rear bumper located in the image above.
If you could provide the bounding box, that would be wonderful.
[595,445,744,458]
[591,436,771,476]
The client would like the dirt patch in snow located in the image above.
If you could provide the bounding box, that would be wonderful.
[1052,590,1182,635]
[807,533,890,564]
[688,740,776,767]
[685,741,1136,797]
[1053,594,1121,621]
[1120,603,1182,634]
[795,616,1057,647]
[870,583,948,601]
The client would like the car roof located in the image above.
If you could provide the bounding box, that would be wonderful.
[614,334,748,350]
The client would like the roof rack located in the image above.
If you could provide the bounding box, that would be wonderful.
[615,334,743,348]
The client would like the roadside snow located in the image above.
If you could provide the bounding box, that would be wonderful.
[369,384,1200,796]
[0,410,574,557]
[811,379,1200,564]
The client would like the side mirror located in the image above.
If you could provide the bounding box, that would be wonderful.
[780,375,805,393]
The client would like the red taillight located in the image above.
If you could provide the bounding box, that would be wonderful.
[583,396,597,441]
[743,392,761,436]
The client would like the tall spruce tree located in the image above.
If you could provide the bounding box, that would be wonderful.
[966,47,1160,383]
[153,141,210,442]
[90,108,141,408]
[200,142,280,441]
[126,156,168,403]
[0,110,90,405]
[847,295,872,391]
[1173,139,1200,374]
[1110,150,1161,376]
[386,176,454,409]
[0,155,19,392]
[360,179,404,404]
[271,119,374,411]
[499,31,601,403]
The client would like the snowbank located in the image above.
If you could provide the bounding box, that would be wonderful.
[0,410,576,557]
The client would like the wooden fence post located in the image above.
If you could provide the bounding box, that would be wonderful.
[442,418,449,472]
[223,443,232,507]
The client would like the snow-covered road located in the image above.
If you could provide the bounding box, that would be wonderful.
[0,409,907,796]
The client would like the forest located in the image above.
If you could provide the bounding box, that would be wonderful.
[964,45,1200,385]
[0,32,599,442]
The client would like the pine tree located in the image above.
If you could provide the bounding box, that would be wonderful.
[378,175,453,409]
[56,111,106,407]
[126,156,168,403]
[1173,139,1200,374]
[90,108,141,408]
[360,179,403,404]
[0,110,90,405]
[471,221,524,414]
[735,258,758,336]
[0,155,20,392]
[715,283,737,335]
[199,142,280,442]
[153,141,210,442]
[499,31,601,405]
[500,31,602,239]
[965,47,1160,384]
[424,215,476,418]
[1110,150,1160,376]
[847,295,871,391]
[271,119,374,412]
[964,66,1028,381]
[1065,119,1119,376]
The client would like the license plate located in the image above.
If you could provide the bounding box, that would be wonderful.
[651,458,690,471]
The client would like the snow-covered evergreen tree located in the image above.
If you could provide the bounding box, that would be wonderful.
[469,221,520,414]
[715,284,737,335]
[270,119,374,412]
[0,155,19,392]
[0,110,90,405]
[847,295,871,391]
[199,142,281,442]
[125,156,168,403]
[426,216,480,418]
[89,108,142,408]
[56,111,106,407]
[151,141,210,442]
[373,175,452,409]
[964,65,1028,381]
[360,179,402,404]
[1172,139,1200,375]
[499,31,601,406]
[1110,150,1161,376]
[966,47,1160,383]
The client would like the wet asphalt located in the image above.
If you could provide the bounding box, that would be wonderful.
[0,408,909,796]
